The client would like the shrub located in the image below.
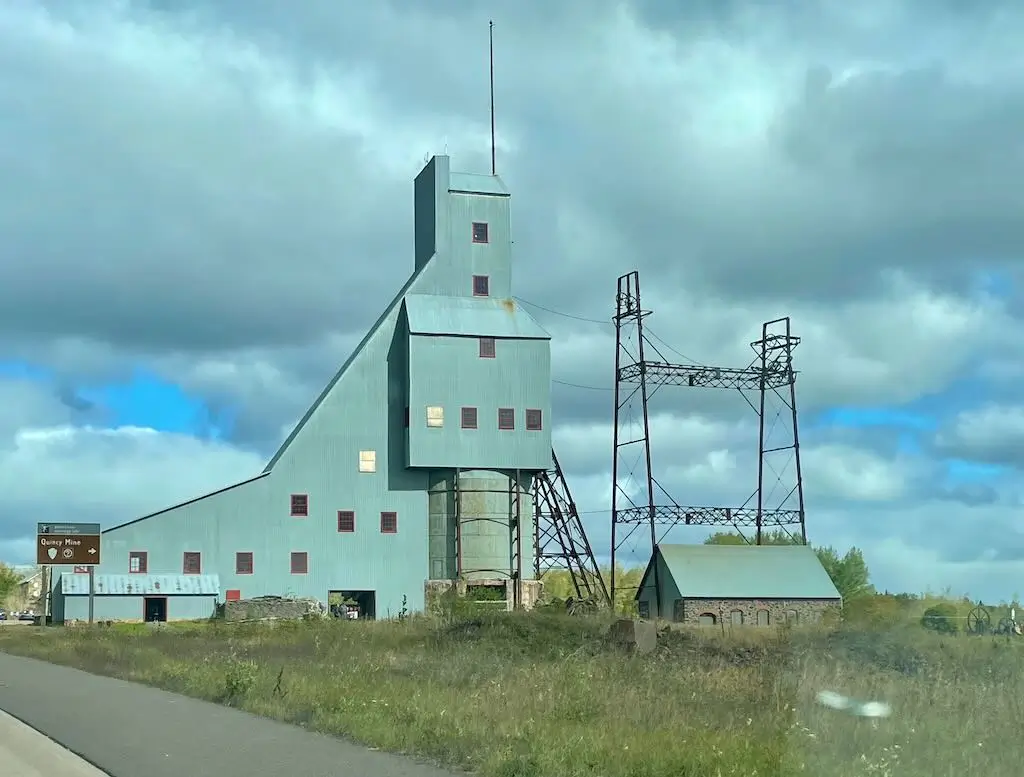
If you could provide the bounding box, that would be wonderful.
[921,603,960,635]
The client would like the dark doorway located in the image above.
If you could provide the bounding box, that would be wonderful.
[328,590,376,620]
[143,597,167,623]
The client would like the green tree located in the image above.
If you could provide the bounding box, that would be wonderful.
[704,532,874,602]
[0,563,20,605]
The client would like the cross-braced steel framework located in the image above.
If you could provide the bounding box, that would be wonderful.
[534,449,611,607]
[609,270,807,608]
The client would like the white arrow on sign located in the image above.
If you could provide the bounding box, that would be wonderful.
[88,548,96,555]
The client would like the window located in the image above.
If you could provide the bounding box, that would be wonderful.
[472,275,490,297]
[426,406,444,428]
[359,450,377,473]
[637,601,650,619]
[698,612,718,626]
[290,493,308,517]
[525,409,543,431]
[471,221,489,243]
[337,510,356,533]
[128,551,148,574]
[497,407,515,430]
[183,552,201,575]
[756,609,770,626]
[290,552,308,575]
[461,406,478,429]
[729,609,744,626]
[225,589,241,602]
[479,337,496,358]
[236,552,254,575]
[380,511,398,534]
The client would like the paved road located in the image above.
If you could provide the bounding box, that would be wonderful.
[0,709,107,777]
[0,653,461,777]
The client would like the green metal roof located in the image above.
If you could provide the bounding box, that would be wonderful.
[449,172,509,196]
[404,294,551,340]
[654,544,842,600]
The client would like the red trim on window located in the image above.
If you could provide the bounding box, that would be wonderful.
[472,275,490,297]
[182,551,202,575]
[128,551,148,574]
[497,408,515,431]
[235,551,254,575]
[290,552,308,575]
[525,409,543,431]
[461,407,478,429]
[479,337,495,358]
[380,511,398,534]
[290,493,309,517]
[471,222,489,244]
[338,510,356,533]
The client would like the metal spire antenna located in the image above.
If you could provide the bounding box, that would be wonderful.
[609,271,807,609]
[489,20,496,175]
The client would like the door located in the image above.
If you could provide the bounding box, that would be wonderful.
[143,597,167,623]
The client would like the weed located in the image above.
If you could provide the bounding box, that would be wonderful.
[1,612,1020,776]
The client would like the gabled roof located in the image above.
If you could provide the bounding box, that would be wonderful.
[641,544,842,600]
[404,295,551,339]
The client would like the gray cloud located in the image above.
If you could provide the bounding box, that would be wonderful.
[2,1,1024,597]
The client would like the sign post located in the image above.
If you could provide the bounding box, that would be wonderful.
[36,523,102,625]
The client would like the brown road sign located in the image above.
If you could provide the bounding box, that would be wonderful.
[36,523,101,566]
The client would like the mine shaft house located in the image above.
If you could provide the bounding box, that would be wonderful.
[44,154,555,624]
[635,544,842,626]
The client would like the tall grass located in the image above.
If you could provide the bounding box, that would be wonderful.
[1,612,1020,776]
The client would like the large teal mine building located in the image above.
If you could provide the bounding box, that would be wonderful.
[50,155,553,623]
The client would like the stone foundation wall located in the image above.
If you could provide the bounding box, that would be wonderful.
[425,578,543,612]
[674,598,840,627]
[222,595,325,622]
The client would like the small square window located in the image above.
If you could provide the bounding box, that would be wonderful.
[479,337,496,358]
[290,493,308,517]
[290,552,308,574]
[461,407,478,429]
[128,551,148,574]
[472,222,489,244]
[426,405,444,428]
[472,275,490,297]
[498,407,515,430]
[359,450,377,473]
[183,552,201,575]
[381,511,398,534]
[236,552,254,575]
[337,510,356,533]
[525,409,543,431]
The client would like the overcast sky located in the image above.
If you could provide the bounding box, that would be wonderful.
[2,0,1023,601]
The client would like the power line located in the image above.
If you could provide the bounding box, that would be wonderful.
[515,295,706,367]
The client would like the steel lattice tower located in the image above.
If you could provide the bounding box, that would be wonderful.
[609,270,806,609]
[534,449,611,607]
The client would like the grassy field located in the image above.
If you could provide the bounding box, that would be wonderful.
[0,608,1021,777]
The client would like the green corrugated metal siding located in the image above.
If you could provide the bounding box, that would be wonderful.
[656,544,842,600]
[406,333,551,470]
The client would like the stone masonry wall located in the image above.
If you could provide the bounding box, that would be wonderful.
[222,596,324,622]
[673,598,840,627]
